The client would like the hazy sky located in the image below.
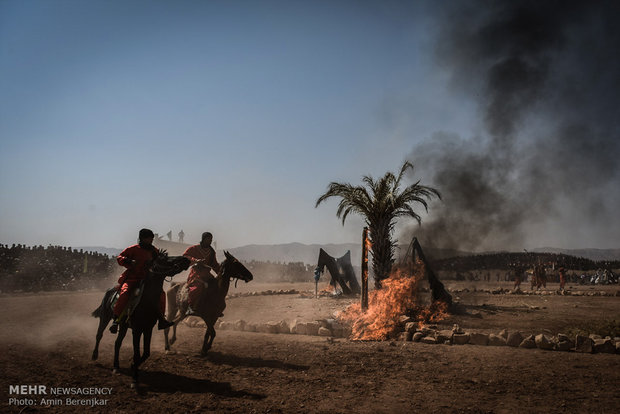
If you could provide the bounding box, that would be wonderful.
[1,1,618,250]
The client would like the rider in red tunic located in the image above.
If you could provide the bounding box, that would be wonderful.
[109,228,174,333]
[183,232,220,314]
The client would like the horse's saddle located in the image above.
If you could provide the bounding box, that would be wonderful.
[176,278,216,314]
[108,282,145,323]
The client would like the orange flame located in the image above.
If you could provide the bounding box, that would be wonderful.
[339,261,448,340]
[365,237,372,255]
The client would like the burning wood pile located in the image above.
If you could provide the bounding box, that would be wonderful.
[338,260,450,340]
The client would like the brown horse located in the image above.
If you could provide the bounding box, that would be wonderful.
[91,252,190,386]
[164,251,253,356]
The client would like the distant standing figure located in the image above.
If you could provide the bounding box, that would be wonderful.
[513,265,523,290]
[178,230,185,243]
[558,267,567,291]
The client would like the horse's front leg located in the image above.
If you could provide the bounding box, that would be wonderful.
[92,313,111,361]
[113,324,128,373]
[167,310,187,349]
[201,324,215,356]
[131,330,142,386]
[140,328,152,365]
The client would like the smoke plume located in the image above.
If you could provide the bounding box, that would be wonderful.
[407,0,620,252]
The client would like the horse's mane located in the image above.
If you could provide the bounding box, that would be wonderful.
[150,254,190,277]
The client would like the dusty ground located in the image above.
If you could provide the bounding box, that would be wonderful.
[1,280,619,413]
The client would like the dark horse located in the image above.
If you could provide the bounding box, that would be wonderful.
[91,252,190,385]
[316,248,361,295]
[164,251,253,356]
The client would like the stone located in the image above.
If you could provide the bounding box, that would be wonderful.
[469,332,489,346]
[421,336,437,344]
[233,319,246,331]
[420,327,435,336]
[435,330,453,343]
[277,320,290,334]
[506,332,524,347]
[245,323,257,332]
[404,322,417,333]
[535,334,554,350]
[399,315,413,324]
[589,334,603,341]
[257,322,279,334]
[399,332,413,341]
[556,341,572,352]
[519,335,537,349]
[488,334,507,346]
[318,327,332,337]
[319,319,332,329]
[293,322,307,335]
[452,333,470,345]
[305,321,321,336]
[575,335,594,353]
[452,324,464,334]
[219,321,234,331]
[330,322,346,338]
[557,334,570,343]
[412,332,424,342]
[593,339,616,354]
[498,329,509,340]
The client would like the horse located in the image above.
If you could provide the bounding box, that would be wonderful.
[315,248,361,295]
[164,251,253,356]
[91,252,190,386]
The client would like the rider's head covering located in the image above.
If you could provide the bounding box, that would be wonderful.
[139,228,155,240]
[201,232,213,241]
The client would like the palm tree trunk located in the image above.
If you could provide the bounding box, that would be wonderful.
[369,220,394,289]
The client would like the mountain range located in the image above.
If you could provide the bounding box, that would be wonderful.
[79,242,620,264]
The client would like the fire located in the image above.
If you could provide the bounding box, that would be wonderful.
[339,261,449,340]
[364,236,372,262]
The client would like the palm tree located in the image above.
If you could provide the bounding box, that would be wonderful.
[316,161,440,289]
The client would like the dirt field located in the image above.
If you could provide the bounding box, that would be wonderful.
[1,280,619,413]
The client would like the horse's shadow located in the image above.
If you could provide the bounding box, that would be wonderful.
[94,364,265,399]
[205,351,309,372]
[135,370,265,398]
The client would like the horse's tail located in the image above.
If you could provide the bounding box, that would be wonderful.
[92,288,116,318]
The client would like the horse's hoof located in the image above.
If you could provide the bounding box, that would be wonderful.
[130,382,137,389]
[91,353,98,361]
[165,350,176,355]
[112,368,119,375]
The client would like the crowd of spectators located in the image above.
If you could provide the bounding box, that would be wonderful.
[430,251,619,282]
[431,251,619,272]
[2,244,617,292]
[0,244,116,292]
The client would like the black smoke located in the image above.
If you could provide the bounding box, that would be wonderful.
[406,0,620,251]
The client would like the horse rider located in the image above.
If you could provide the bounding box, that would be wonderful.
[183,232,221,315]
[109,228,174,333]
